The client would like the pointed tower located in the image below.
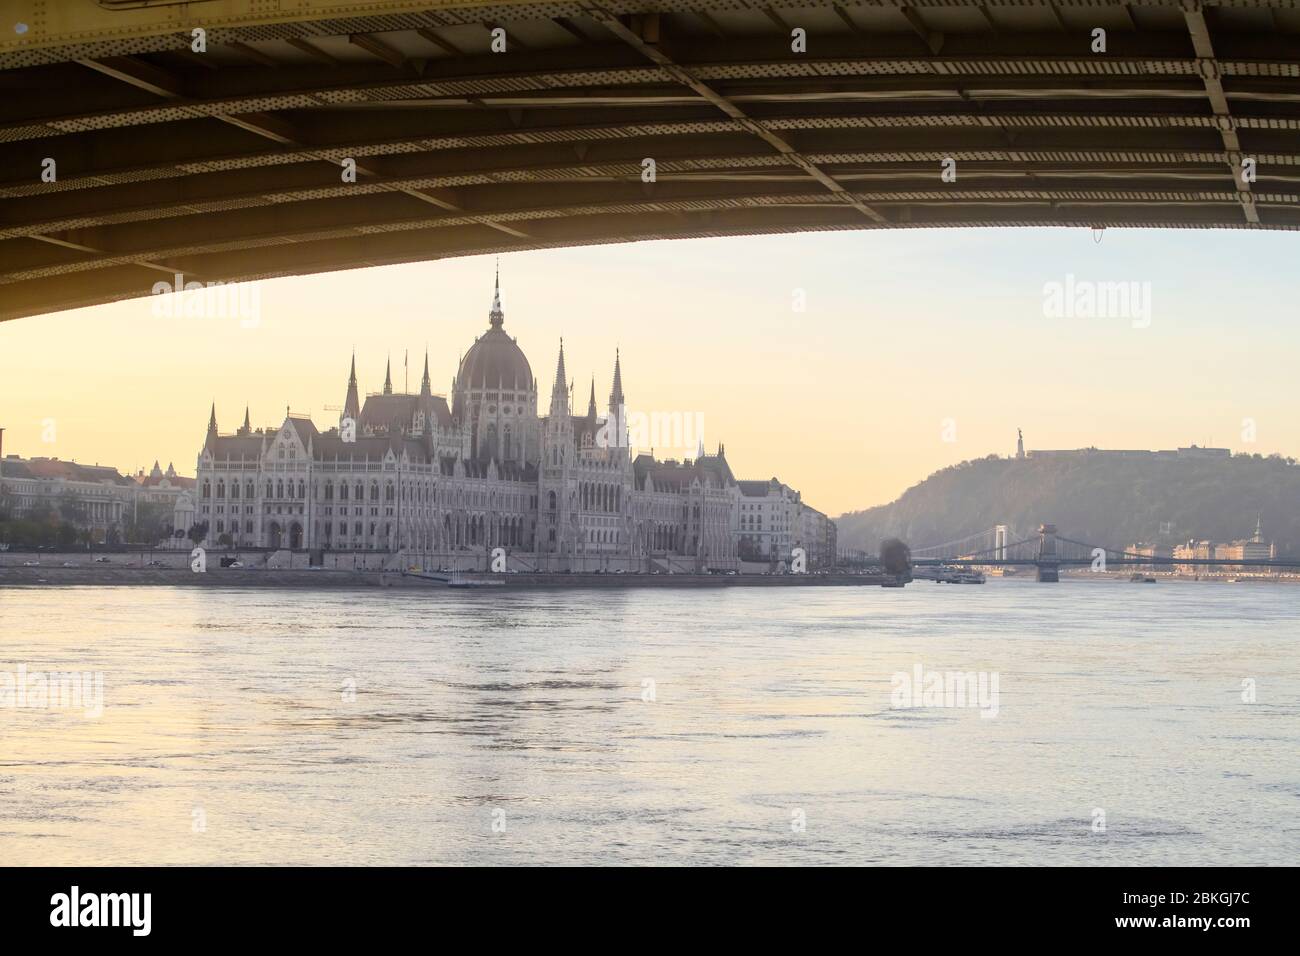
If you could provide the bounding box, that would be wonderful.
[343,352,361,426]
[383,356,393,395]
[605,349,629,456]
[238,405,251,436]
[587,378,597,420]
[205,403,218,447]
[413,348,435,444]
[541,338,575,556]
[549,338,570,418]
[609,348,625,411]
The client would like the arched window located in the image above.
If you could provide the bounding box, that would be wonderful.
[201,480,211,499]
[216,479,225,499]
[339,483,348,501]
[230,481,240,499]
[276,480,284,499]
[548,490,557,511]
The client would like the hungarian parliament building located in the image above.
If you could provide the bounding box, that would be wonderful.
[194,277,835,571]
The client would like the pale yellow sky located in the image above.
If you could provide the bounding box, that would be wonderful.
[2,228,1296,516]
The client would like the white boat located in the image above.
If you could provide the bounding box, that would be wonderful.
[935,569,986,584]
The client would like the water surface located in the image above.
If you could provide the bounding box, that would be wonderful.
[1,579,1296,865]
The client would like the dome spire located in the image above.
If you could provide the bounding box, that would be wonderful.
[489,258,504,328]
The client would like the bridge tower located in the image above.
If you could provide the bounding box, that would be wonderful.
[1037,523,1059,583]
[994,525,1009,562]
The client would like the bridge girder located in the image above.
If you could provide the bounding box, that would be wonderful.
[1,0,1298,321]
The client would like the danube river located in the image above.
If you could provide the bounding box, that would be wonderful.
[1,579,1296,866]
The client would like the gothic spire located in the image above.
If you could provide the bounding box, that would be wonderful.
[609,348,625,410]
[587,377,597,419]
[549,338,568,416]
[241,405,251,435]
[420,348,432,396]
[343,351,361,422]
[489,259,504,328]
[383,355,393,395]
[205,403,218,447]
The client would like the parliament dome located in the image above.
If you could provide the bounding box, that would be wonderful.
[456,275,533,391]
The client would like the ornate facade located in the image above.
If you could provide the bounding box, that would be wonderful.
[194,276,834,570]
[0,455,194,543]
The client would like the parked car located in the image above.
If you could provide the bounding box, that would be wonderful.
[62,561,78,567]
[23,560,40,567]
[94,556,111,563]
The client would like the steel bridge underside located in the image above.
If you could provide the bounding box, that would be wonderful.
[2,0,1299,321]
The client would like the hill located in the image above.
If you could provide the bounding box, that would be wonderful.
[836,452,1300,557]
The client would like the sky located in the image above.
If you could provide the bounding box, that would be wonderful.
[1,226,1297,517]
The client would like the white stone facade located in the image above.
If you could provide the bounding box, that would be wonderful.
[193,279,832,571]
